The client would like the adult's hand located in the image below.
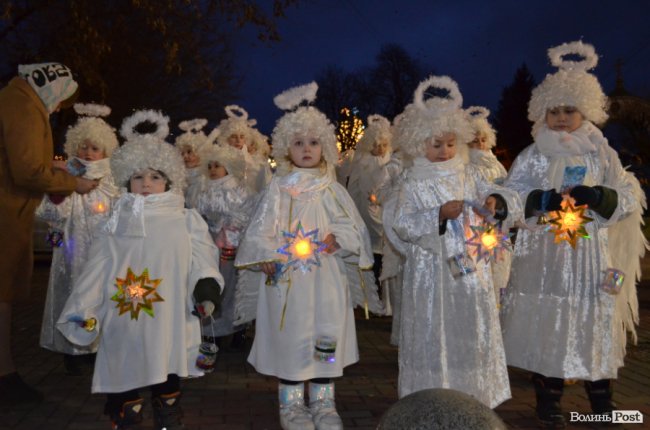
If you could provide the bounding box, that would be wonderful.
[74,177,98,194]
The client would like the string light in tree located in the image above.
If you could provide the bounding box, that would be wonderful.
[336,107,364,153]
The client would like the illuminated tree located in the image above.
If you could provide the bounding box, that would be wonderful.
[336,107,364,153]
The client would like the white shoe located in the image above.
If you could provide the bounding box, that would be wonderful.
[310,398,343,430]
[309,382,343,430]
[279,382,315,430]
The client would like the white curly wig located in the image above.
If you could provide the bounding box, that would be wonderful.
[111,109,186,193]
[465,106,497,149]
[529,40,608,136]
[394,75,473,159]
[270,82,338,175]
[250,128,271,157]
[356,114,392,153]
[216,105,256,147]
[63,103,118,158]
[202,143,246,180]
[174,118,210,153]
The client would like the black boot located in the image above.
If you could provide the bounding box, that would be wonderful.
[107,398,144,430]
[152,391,184,430]
[584,379,617,415]
[532,373,566,428]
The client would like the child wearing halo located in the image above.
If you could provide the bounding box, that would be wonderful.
[500,41,646,427]
[235,82,382,430]
[385,75,522,408]
[57,109,223,430]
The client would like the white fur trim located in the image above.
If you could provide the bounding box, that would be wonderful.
[548,41,598,72]
[178,118,208,132]
[74,103,111,117]
[273,81,318,111]
[119,109,170,142]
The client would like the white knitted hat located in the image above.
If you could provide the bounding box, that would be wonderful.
[394,75,473,158]
[528,40,608,135]
[64,103,119,157]
[111,109,185,193]
[270,82,338,175]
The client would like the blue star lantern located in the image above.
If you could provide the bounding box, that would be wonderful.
[277,221,327,274]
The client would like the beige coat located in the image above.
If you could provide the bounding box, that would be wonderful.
[0,77,76,302]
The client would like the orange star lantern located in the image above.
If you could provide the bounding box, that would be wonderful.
[111,268,164,320]
[547,196,593,249]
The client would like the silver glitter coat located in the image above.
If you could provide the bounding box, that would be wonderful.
[36,159,119,354]
[500,136,641,380]
[388,156,521,408]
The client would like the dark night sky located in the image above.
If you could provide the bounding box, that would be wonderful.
[234,0,650,135]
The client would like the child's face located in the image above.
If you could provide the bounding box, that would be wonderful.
[77,139,106,161]
[227,133,247,150]
[208,161,228,180]
[129,169,168,196]
[545,106,583,132]
[468,132,488,150]
[289,134,322,168]
[181,146,200,168]
[370,138,389,157]
[425,132,457,163]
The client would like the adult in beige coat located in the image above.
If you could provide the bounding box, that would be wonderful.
[0,63,97,404]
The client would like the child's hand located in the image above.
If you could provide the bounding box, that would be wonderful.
[440,200,463,221]
[323,233,341,254]
[483,196,497,216]
[52,159,68,171]
[260,262,277,276]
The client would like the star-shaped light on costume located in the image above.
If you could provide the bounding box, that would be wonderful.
[465,223,513,263]
[547,196,593,249]
[111,267,164,320]
[276,221,327,274]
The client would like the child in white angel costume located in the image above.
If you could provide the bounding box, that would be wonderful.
[385,76,523,408]
[234,82,382,430]
[56,110,223,430]
[197,142,255,346]
[347,115,392,297]
[36,103,120,374]
[174,118,213,209]
[500,41,646,428]
[465,106,511,305]
[216,105,272,193]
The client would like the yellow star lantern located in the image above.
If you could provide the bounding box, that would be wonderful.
[277,221,327,274]
[465,223,513,263]
[111,268,164,320]
[547,196,593,249]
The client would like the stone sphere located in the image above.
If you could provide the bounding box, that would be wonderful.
[377,388,507,430]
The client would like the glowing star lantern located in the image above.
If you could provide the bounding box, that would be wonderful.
[369,193,378,204]
[277,221,327,274]
[94,202,107,213]
[465,223,513,263]
[111,268,164,320]
[547,196,593,249]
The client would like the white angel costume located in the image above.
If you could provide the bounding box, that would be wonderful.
[500,121,644,380]
[347,151,390,254]
[197,174,255,336]
[57,192,224,393]
[235,167,382,381]
[184,166,205,209]
[36,158,119,354]
[388,156,520,408]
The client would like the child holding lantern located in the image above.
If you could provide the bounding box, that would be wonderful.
[385,76,522,408]
[234,82,382,430]
[56,109,223,430]
[36,103,120,375]
[500,41,646,427]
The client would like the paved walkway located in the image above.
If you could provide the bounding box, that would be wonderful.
[1,257,649,429]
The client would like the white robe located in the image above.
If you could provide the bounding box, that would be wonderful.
[36,158,119,354]
[347,152,390,254]
[184,166,205,209]
[57,192,223,393]
[235,167,378,381]
[197,175,255,336]
[501,123,642,380]
[388,156,521,408]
